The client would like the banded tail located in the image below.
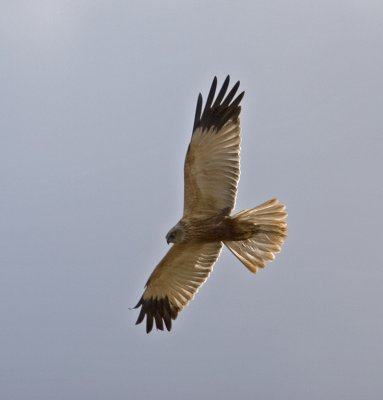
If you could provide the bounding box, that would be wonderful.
[224,199,287,273]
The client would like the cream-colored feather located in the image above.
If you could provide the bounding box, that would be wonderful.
[225,199,287,273]
[135,242,222,332]
[183,121,241,217]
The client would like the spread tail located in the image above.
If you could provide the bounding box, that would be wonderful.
[224,198,287,273]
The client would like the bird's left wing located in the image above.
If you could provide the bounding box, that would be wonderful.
[134,242,223,333]
[183,76,244,217]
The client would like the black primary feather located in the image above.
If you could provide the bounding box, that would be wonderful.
[193,75,244,133]
[134,296,178,333]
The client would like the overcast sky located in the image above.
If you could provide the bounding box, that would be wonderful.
[1,1,383,399]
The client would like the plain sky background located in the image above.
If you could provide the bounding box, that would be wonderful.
[1,1,382,399]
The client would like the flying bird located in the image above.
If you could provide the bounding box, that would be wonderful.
[134,76,287,333]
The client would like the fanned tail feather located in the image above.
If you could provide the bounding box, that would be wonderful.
[224,198,287,273]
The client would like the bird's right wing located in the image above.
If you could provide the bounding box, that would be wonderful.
[134,242,223,333]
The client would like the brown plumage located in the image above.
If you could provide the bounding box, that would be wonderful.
[134,76,287,333]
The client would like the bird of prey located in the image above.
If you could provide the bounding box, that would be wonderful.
[134,76,287,333]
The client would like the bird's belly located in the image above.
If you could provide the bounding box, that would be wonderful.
[185,217,254,242]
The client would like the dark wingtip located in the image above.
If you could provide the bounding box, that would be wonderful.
[192,76,244,133]
[134,296,177,334]
[133,297,143,309]
[193,93,203,132]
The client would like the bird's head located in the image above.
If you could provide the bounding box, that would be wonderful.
[166,224,185,244]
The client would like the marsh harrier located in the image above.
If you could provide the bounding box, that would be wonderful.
[135,76,287,333]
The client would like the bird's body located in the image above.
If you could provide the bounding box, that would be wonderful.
[135,76,287,333]
[176,215,258,243]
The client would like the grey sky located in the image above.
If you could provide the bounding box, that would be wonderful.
[1,1,382,399]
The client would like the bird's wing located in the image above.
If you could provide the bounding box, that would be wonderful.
[134,241,223,333]
[183,76,244,217]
